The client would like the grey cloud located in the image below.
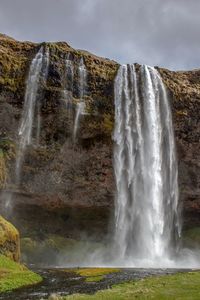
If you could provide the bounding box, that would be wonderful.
[0,0,199,70]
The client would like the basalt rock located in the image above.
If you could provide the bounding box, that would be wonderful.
[0,34,199,243]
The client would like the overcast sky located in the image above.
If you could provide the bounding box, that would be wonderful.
[0,0,199,70]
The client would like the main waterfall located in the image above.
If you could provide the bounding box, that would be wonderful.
[113,64,181,267]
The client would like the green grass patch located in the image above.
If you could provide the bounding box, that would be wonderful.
[74,268,120,283]
[85,276,104,282]
[0,255,42,292]
[61,271,200,300]
[75,268,120,277]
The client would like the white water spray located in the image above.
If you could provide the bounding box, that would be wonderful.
[113,64,181,267]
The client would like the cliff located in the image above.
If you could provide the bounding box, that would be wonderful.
[159,68,200,229]
[0,34,199,244]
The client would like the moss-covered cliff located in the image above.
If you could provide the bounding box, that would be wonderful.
[0,33,199,246]
[0,216,20,261]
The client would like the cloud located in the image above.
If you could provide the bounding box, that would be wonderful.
[0,0,199,70]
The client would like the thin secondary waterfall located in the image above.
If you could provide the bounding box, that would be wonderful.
[36,47,50,146]
[73,57,87,140]
[73,102,85,140]
[16,47,49,181]
[113,64,180,267]
[63,54,74,110]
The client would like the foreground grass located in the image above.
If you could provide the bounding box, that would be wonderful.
[0,255,42,292]
[60,271,200,300]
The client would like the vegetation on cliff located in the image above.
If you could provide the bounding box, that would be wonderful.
[0,34,35,93]
[0,138,15,188]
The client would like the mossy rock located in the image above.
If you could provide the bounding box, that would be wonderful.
[0,216,20,262]
[0,138,16,188]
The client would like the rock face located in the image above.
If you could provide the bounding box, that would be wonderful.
[0,215,20,261]
[159,68,200,229]
[0,34,199,242]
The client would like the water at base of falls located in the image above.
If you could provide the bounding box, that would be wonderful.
[112,64,181,267]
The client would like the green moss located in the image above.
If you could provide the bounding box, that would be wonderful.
[0,139,16,188]
[74,268,119,283]
[182,227,200,247]
[75,268,119,277]
[0,255,42,292]
[0,35,35,93]
[60,271,200,300]
[85,276,104,282]
[0,150,7,188]
[0,216,20,261]
[102,113,114,135]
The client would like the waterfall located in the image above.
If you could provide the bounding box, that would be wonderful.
[73,57,87,140]
[78,57,87,101]
[16,47,49,182]
[73,102,85,140]
[36,47,49,146]
[63,54,74,110]
[113,64,180,267]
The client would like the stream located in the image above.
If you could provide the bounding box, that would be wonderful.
[0,268,191,300]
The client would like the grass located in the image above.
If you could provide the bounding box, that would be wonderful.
[74,268,120,283]
[75,268,120,277]
[0,255,42,292]
[59,271,200,300]
[85,276,104,282]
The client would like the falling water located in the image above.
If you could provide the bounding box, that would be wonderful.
[63,54,74,110]
[78,57,87,101]
[16,47,49,182]
[73,102,85,140]
[36,47,50,146]
[113,64,180,267]
[73,57,87,140]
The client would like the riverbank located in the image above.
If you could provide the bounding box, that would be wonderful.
[60,270,200,300]
[0,267,196,299]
